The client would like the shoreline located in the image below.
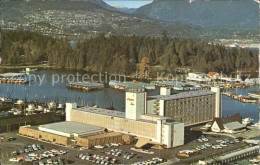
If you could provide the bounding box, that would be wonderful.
[1,64,52,69]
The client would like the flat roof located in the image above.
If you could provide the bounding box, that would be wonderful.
[75,106,125,118]
[148,90,214,101]
[39,121,103,137]
[67,81,104,87]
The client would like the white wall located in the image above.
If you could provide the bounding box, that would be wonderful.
[211,87,222,118]
[66,103,77,121]
[162,124,171,148]
[146,99,155,114]
[172,122,184,147]
[160,87,171,96]
[159,100,165,116]
[125,92,146,120]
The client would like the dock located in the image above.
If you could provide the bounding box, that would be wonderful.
[223,92,259,103]
[66,81,105,91]
[0,73,31,84]
[215,145,259,164]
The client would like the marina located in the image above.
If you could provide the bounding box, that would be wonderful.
[0,69,259,122]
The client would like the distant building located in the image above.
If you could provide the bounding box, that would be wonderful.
[207,72,220,80]
[186,72,211,83]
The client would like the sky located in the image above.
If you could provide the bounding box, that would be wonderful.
[104,0,153,8]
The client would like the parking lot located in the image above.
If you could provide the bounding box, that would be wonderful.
[0,131,250,164]
[0,132,166,165]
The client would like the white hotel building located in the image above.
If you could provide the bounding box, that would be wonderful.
[66,87,221,148]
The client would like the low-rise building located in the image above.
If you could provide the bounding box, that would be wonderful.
[207,72,220,80]
[186,72,211,83]
[211,113,246,133]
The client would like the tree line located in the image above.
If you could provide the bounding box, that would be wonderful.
[1,30,258,76]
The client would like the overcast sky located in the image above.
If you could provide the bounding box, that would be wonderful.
[104,0,153,8]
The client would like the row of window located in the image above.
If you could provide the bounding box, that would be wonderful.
[71,113,156,138]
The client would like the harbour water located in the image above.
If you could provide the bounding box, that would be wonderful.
[0,69,259,123]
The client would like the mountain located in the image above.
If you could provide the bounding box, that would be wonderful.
[110,4,136,14]
[135,0,259,27]
[0,0,258,42]
[0,0,204,38]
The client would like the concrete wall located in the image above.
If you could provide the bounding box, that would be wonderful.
[125,92,145,120]
[159,100,165,116]
[160,87,171,96]
[70,109,157,140]
[172,123,184,147]
[66,103,77,121]
[146,99,155,114]
[19,126,73,146]
[211,87,222,118]
[75,133,125,148]
[162,124,171,148]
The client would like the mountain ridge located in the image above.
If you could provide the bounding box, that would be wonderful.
[135,0,259,27]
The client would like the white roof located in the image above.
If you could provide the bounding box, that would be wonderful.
[39,121,102,137]
[223,121,245,130]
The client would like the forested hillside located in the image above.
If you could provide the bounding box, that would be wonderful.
[2,31,258,76]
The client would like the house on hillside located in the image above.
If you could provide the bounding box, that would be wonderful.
[207,72,220,80]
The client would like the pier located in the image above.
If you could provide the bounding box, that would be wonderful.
[215,145,259,164]
[222,92,259,103]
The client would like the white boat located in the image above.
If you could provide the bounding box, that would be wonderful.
[242,118,254,125]
[35,105,44,111]
[49,101,57,109]
[9,158,20,162]
[57,104,64,109]
[16,99,24,105]
[13,109,22,115]
[0,96,13,103]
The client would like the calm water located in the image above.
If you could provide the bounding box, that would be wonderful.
[0,69,259,122]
